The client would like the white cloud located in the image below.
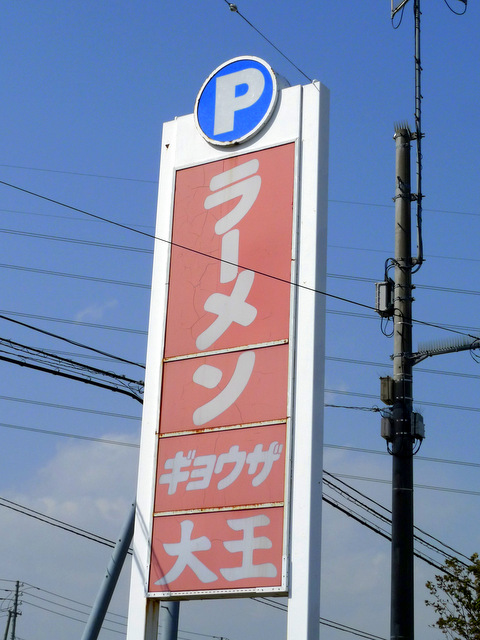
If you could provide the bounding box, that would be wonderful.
[75,299,119,323]
[0,436,138,640]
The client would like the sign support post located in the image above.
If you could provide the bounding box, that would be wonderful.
[286,81,329,640]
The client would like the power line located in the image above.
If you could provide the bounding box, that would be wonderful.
[0,421,139,448]
[329,272,480,299]
[22,584,231,640]
[3,307,480,361]
[3,341,479,429]
[0,308,148,336]
[326,354,480,382]
[0,158,476,222]
[0,336,143,386]
[0,227,153,253]
[19,582,227,640]
[0,205,154,229]
[2,412,480,482]
[5,256,480,302]
[327,308,480,339]
[0,496,132,552]
[20,599,125,635]
[324,471,470,563]
[21,597,229,640]
[22,582,127,621]
[0,178,478,344]
[0,261,150,290]
[0,329,145,404]
[4,225,480,271]
[330,242,480,266]
[222,1,313,83]
[324,442,480,472]
[325,403,380,413]
[3,305,480,374]
[325,388,480,414]
[38,348,131,365]
[6,223,480,274]
[0,179,156,241]
[0,393,140,420]
[0,352,143,403]
[0,179,382,316]
[23,592,126,627]
[0,313,145,368]
[334,472,480,499]
[322,489,456,575]
[252,597,386,640]
[2,469,470,571]
[329,198,480,219]
[1,468,471,640]
[0,163,156,184]
[3,194,480,222]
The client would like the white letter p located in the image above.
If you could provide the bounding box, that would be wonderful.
[214,68,265,136]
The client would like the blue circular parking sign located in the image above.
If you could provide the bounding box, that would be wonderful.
[194,57,278,146]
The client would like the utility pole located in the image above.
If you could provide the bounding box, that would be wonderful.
[10,581,20,640]
[377,125,421,639]
[390,125,415,640]
[378,120,478,640]
[385,5,423,639]
[382,2,467,637]
[381,119,478,639]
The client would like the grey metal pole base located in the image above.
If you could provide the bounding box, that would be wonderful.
[159,602,179,640]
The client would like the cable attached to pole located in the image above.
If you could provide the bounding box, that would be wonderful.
[412,0,425,272]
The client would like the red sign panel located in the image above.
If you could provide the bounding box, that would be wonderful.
[159,343,288,434]
[164,144,295,358]
[154,424,287,513]
[150,508,285,592]
[149,143,295,595]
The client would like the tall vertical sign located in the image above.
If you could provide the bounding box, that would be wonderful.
[127,57,329,639]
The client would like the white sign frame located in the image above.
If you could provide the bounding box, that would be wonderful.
[126,78,329,640]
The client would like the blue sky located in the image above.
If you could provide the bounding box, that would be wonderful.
[0,1,478,639]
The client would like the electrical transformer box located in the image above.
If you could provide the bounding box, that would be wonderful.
[375,280,394,317]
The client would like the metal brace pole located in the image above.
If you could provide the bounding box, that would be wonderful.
[81,502,135,640]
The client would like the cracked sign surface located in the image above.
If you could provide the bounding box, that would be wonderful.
[150,143,295,595]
